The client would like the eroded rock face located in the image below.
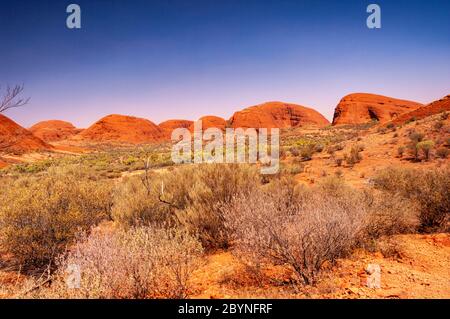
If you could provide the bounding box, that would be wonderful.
[189,116,227,131]
[78,114,165,144]
[332,93,423,125]
[0,114,51,153]
[29,120,81,142]
[159,119,193,139]
[392,95,450,125]
[228,101,329,129]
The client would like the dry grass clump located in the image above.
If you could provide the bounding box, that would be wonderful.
[373,167,449,232]
[112,163,260,249]
[222,178,369,285]
[344,144,363,166]
[0,165,114,267]
[35,226,202,299]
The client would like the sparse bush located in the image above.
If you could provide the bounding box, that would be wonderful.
[386,123,396,130]
[397,146,405,157]
[434,121,444,130]
[289,147,300,157]
[223,179,369,285]
[409,131,424,143]
[44,226,203,299]
[0,166,114,267]
[335,157,343,167]
[282,163,305,175]
[373,167,450,232]
[299,144,315,161]
[436,147,449,159]
[314,144,325,153]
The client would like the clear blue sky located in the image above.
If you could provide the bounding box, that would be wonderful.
[1,0,449,128]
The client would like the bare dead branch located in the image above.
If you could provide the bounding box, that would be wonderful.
[0,84,30,113]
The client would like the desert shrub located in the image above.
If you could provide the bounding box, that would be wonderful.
[42,226,202,299]
[112,168,195,227]
[416,140,434,160]
[409,131,424,143]
[223,179,369,285]
[299,144,315,161]
[335,157,343,167]
[314,144,325,153]
[406,132,425,160]
[289,147,300,157]
[436,147,449,159]
[282,163,305,175]
[113,164,260,249]
[397,146,405,157]
[386,123,396,130]
[344,145,363,165]
[0,166,114,267]
[364,193,418,240]
[434,120,444,130]
[373,167,450,232]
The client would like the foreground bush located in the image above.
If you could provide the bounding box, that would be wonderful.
[223,178,369,285]
[112,163,260,249]
[44,226,202,299]
[373,167,449,232]
[0,166,114,267]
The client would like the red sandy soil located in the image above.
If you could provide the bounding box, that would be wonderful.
[189,234,450,299]
[190,116,227,131]
[0,114,51,154]
[229,101,330,129]
[76,114,165,144]
[159,119,193,139]
[289,111,450,188]
[332,93,423,125]
[29,120,82,142]
[393,95,450,125]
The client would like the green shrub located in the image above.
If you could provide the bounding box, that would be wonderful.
[0,166,114,267]
[112,164,260,250]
